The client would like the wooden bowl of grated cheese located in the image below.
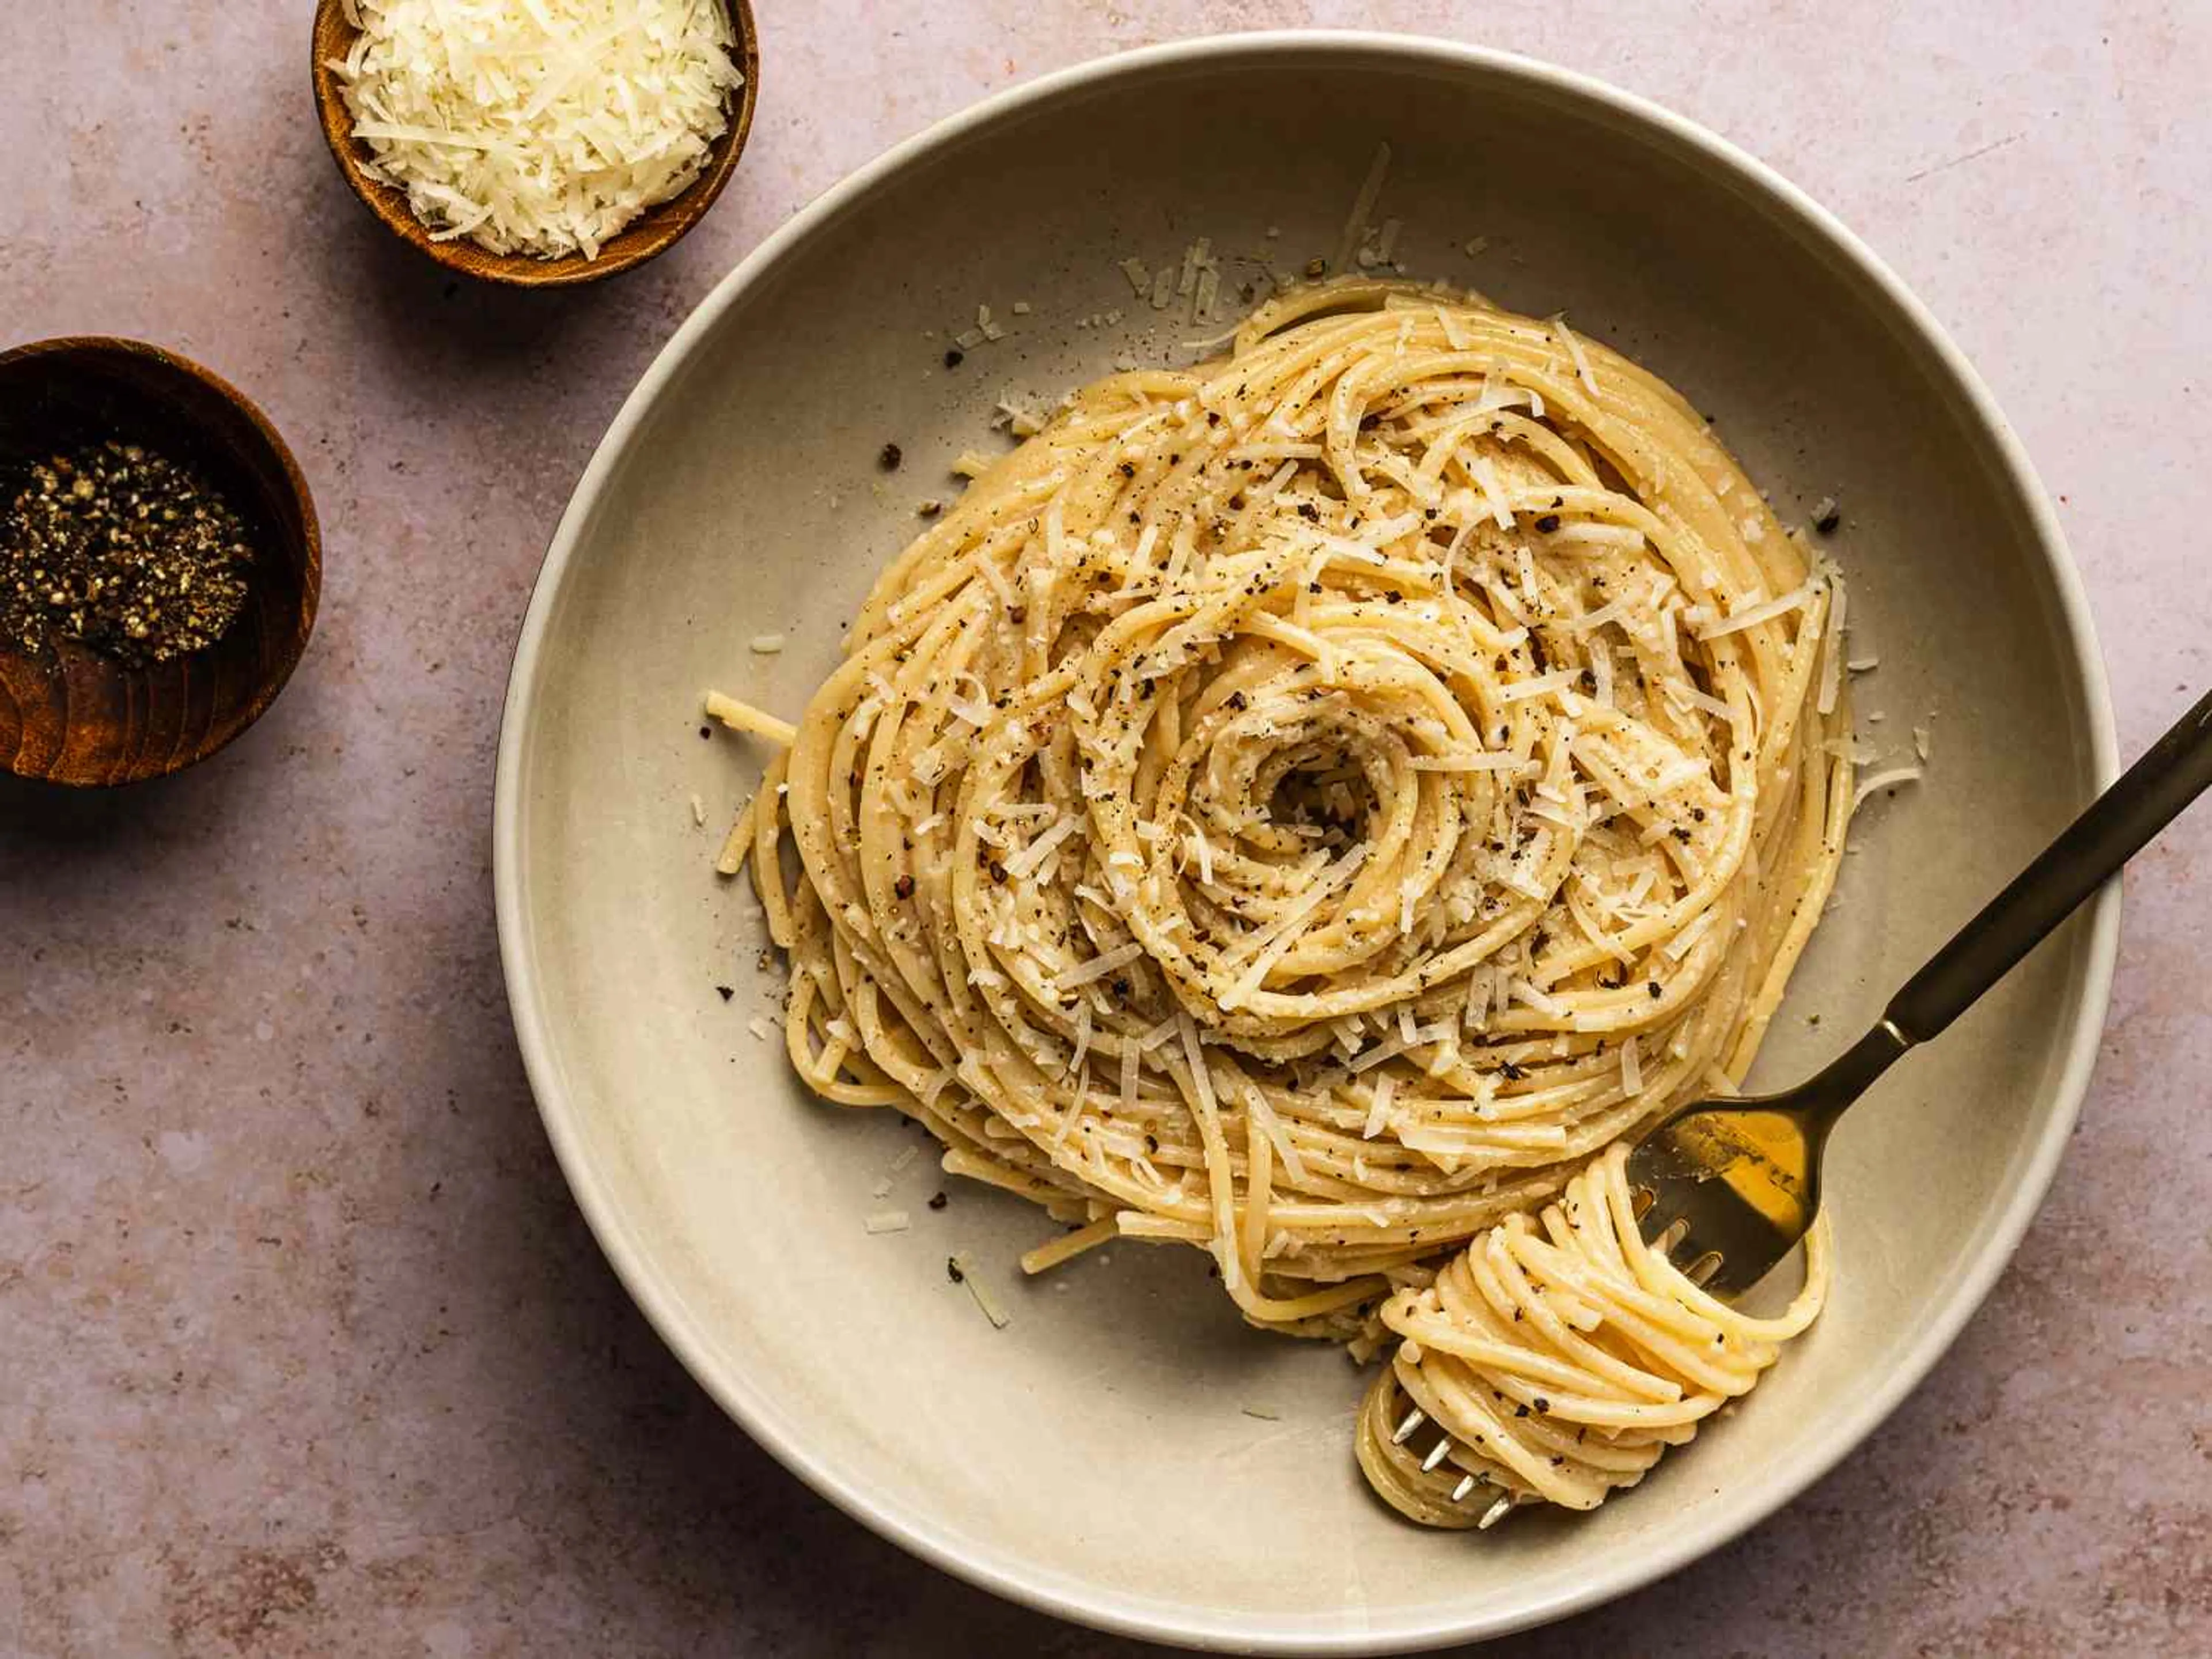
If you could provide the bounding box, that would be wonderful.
[311,0,758,287]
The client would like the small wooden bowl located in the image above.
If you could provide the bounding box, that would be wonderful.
[0,339,321,787]
[311,0,759,288]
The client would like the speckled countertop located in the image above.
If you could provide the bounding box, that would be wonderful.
[3,5,2207,1656]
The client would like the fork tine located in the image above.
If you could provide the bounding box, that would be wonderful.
[1626,1164,1698,1241]
[1626,1095,1826,1298]
[1634,1146,1803,1297]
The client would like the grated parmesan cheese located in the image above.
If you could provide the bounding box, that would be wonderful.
[1816,570,1847,717]
[990,393,1053,438]
[1694,581,1815,641]
[1333,142,1392,279]
[333,0,745,262]
[1554,316,1601,399]
[1853,764,1923,811]
[1362,1071,1396,1139]
[1053,941,1144,993]
[951,1252,1010,1327]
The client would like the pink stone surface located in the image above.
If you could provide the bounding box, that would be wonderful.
[3,5,2209,1656]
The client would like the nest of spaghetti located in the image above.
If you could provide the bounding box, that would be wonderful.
[722,278,1850,1355]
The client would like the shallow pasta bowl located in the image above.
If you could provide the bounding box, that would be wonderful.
[493,33,2116,1653]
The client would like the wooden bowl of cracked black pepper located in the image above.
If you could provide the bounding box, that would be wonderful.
[0,339,320,786]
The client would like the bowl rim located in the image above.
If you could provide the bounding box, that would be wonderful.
[492,31,2121,1652]
[309,0,760,289]
[0,333,322,786]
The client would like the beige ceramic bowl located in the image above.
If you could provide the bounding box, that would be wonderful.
[494,34,2118,1653]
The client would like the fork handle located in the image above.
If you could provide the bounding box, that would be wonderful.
[1885,685,2212,1044]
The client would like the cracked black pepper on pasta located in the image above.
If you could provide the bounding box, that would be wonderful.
[706,279,1856,1528]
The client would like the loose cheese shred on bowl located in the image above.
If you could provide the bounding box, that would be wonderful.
[1852,764,1923,812]
[332,0,745,261]
[950,1252,1010,1327]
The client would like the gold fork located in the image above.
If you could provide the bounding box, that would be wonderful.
[1628,685,2212,1296]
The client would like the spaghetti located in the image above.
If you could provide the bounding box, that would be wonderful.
[713,279,1853,1521]
[1355,1143,1831,1527]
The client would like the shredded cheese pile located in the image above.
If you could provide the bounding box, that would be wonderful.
[333,0,744,260]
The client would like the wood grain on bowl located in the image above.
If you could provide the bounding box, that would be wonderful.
[0,339,320,787]
[309,0,759,289]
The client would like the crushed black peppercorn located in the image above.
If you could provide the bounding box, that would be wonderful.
[1,437,255,665]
